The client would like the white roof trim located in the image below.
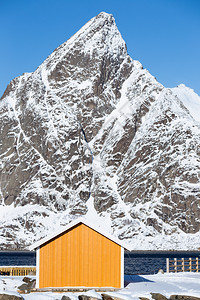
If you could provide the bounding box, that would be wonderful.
[29,217,131,251]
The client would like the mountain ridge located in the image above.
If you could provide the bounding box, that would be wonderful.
[1,12,200,250]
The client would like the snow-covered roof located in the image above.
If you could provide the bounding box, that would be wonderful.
[29,217,131,251]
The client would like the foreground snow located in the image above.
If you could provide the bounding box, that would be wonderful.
[1,272,200,299]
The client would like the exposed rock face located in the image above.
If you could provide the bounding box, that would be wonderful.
[18,277,36,293]
[0,12,200,250]
[0,294,23,300]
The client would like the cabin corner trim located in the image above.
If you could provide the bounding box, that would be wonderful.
[121,247,124,288]
[36,247,40,288]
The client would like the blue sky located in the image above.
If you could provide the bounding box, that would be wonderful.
[1,0,200,97]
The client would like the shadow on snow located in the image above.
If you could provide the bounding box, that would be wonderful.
[124,274,154,287]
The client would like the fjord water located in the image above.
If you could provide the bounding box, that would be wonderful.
[0,251,36,266]
[124,251,200,275]
[0,251,200,275]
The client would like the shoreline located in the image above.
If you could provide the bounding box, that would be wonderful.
[0,250,35,253]
[125,250,200,254]
[0,250,200,253]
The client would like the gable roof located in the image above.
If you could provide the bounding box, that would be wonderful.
[29,217,131,251]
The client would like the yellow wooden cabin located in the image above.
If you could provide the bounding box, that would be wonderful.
[29,218,131,289]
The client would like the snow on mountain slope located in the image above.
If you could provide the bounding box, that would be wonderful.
[0,12,200,250]
[172,84,200,123]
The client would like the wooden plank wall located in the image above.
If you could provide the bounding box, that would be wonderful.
[39,224,121,288]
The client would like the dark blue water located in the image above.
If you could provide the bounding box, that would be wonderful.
[0,251,200,275]
[124,251,200,275]
[0,251,36,266]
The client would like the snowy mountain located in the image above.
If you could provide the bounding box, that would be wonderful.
[1,12,200,250]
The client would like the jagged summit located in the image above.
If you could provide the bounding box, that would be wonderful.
[96,11,113,18]
[1,11,127,103]
[36,11,127,76]
[1,13,200,250]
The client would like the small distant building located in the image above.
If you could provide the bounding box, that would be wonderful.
[29,218,131,289]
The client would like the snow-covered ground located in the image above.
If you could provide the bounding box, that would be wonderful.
[1,272,200,299]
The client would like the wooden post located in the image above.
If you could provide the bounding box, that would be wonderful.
[182,258,185,272]
[166,258,169,273]
[196,257,199,272]
[174,258,177,272]
[189,257,192,272]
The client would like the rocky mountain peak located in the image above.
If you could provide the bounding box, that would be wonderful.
[0,13,200,250]
[36,11,127,77]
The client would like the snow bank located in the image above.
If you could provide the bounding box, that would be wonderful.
[1,273,200,299]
